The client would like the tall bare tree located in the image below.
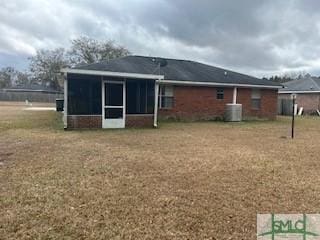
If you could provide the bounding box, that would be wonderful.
[0,67,32,88]
[68,36,130,65]
[1,37,130,90]
[15,71,31,86]
[29,48,68,90]
[0,67,16,88]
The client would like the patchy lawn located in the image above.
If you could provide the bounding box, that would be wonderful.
[1,102,320,239]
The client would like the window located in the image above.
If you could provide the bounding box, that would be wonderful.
[216,88,224,100]
[159,85,174,109]
[251,89,261,109]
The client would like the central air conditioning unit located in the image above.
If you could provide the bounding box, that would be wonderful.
[224,103,242,122]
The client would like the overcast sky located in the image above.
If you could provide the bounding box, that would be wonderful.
[1,0,320,77]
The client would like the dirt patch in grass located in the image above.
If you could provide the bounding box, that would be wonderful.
[1,101,320,239]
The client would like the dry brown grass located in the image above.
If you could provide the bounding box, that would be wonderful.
[1,101,320,239]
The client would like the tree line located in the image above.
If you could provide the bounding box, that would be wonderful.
[0,36,130,90]
[264,71,314,83]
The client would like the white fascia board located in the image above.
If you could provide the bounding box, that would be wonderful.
[61,68,164,80]
[279,90,320,94]
[157,79,283,89]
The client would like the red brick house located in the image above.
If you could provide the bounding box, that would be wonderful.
[61,56,281,129]
[279,76,320,114]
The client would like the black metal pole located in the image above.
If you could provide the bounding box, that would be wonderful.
[291,97,295,139]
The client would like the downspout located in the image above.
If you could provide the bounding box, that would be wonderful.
[232,87,237,104]
[154,80,159,127]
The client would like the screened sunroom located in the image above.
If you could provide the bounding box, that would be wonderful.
[63,71,163,129]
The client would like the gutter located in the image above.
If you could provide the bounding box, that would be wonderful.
[279,90,320,94]
[157,79,283,89]
[61,68,164,80]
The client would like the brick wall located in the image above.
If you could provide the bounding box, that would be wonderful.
[159,86,233,120]
[67,115,102,129]
[159,85,278,120]
[237,88,278,119]
[279,93,320,113]
[67,115,154,129]
[126,115,154,128]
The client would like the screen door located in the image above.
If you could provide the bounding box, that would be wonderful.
[102,81,125,128]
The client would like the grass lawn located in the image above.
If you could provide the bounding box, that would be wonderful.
[1,102,320,239]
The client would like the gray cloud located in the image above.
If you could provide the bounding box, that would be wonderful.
[1,0,320,77]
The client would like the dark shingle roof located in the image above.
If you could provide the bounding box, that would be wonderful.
[73,55,281,87]
[281,76,320,92]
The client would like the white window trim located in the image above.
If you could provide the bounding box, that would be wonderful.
[216,88,224,100]
[251,89,261,110]
[159,85,174,109]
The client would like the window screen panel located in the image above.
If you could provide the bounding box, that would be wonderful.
[139,82,147,113]
[126,80,154,114]
[68,76,102,115]
[105,83,123,106]
[105,108,123,119]
[146,82,155,113]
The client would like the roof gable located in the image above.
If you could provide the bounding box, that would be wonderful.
[282,76,320,92]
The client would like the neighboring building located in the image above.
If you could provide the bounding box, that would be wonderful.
[278,76,320,114]
[62,55,282,129]
[0,85,63,103]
